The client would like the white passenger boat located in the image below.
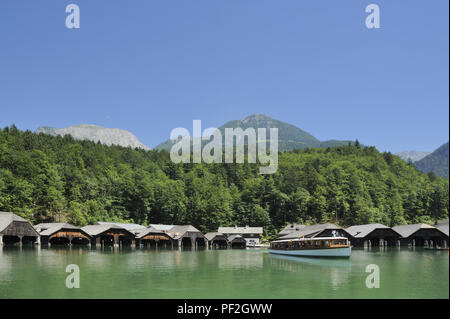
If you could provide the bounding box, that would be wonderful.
[269,237,351,258]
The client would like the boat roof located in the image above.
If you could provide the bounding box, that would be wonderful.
[271,237,348,243]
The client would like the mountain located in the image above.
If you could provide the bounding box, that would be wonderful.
[155,114,353,152]
[395,151,431,163]
[415,142,449,178]
[36,124,150,150]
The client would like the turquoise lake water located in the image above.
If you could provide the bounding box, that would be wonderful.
[0,246,448,299]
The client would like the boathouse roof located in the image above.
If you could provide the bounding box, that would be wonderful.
[345,224,393,238]
[0,212,39,237]
[435,219,448,228]
[81,224,135,237]
[218,226,263,235]
[0,212,27,232]
[96,221,147,231]
[278,223,305,237]
[204,232,228,241]
[228,234,247,243]
[167,225,205,240]
[148,224,176,231]
[392,224,437,238]
[435,219,449,236]
[437,225,449,236]
[133,227,172,239]
[278,223,344,239]
[35,223,91,237]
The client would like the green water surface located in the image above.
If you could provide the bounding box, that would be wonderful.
[0,246,448,299]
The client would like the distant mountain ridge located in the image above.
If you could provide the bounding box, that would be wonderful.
[414,142,449,178]
[155,114,353,152]
[395,151,431,163]
[36,124,150,150]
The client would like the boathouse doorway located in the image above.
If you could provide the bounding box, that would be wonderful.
[119,236,132,246]
[211,239,228,248]
[231,241,246,248]
[100,235,115,246]
[181,237,192,247]
[195,238,206,248]
[71,237,90,245]
[1,235,21,245]
[49,237,71,245]
[1,235,37,245]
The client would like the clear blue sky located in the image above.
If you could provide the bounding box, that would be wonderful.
[0,0,448,152]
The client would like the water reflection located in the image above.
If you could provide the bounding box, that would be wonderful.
[0,246,447,298]
[216,249,263,270]
[267,253,352,291]
[268,253,351,269]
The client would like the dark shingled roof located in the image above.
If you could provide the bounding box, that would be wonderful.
[345,223,394,238]
[278,223,306,237]
[278,223,344,239]
[392,224,436,238]
[228,234,247,243]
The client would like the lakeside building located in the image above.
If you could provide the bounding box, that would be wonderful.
[204,232,229,248]
[227,234,247,248]
[81,224,136,247]
[277,224,350,240]
[392,224,449,247]
[134,226,175,248]
[146,224,208,248]
[345,223,402,247]
[218,226,263,246]
[0,212,40,246]
[35,223,91,246]
[167,225,208,248]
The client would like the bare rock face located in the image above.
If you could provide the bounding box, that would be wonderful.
[36,124,150,150]
[395,151,431,163]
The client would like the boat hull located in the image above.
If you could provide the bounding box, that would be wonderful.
[268,246,351,258]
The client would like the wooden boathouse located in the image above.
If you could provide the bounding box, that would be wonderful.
[205,232,229,248]
[227,234,247,248]
[81,224,136,247]
[392,224,449,247]
[34,223,91,246]
[345,223,402,247]
[218,226,263,245]
[134,226,175,248]
[167,225,208,248]
[0,212,40,246]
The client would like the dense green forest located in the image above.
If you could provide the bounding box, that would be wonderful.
[0,126,448,238]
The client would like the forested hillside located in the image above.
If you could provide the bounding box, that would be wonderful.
[0,126,448,237]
